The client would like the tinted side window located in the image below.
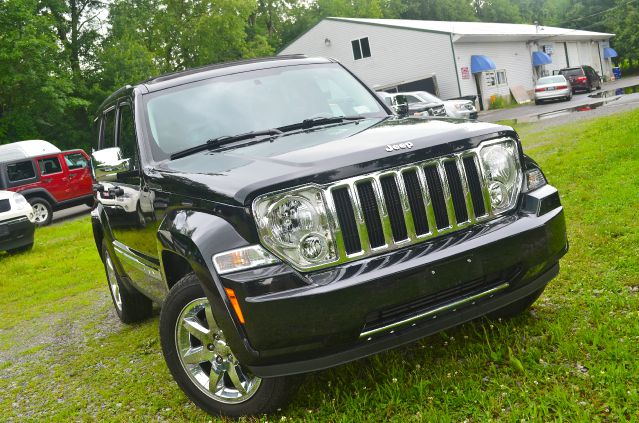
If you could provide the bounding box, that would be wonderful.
[7,161,36,182]
[38,157,62,175]
[64,153,88,170]
[118,104,139,171]
[103,109,116,149]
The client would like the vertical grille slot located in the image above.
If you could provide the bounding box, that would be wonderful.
[463,156,487,217]
[379,175,408,242]
[423,166,449,229]
[444,161,469,223]
[356,182,385,248]
[402,171,429,235]
[332,188,361,254]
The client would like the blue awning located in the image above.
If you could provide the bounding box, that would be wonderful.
[603,47,618,59]
[470,55,496,73]
[532,51,552,66]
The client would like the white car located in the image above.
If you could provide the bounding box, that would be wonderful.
[534,75,572,104]
[0,191,36,253]
[400,91,477,119]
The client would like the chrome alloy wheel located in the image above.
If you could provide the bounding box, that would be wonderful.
[175,298,261,403]
[105,252,122,311]
[32,203,49,223]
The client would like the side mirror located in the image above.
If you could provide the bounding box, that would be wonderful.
[91,147,131,182]
[394,95,409,117]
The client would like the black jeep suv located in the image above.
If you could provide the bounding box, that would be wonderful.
[91,56,567,417]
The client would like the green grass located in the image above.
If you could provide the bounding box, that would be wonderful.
[1,109,639,421]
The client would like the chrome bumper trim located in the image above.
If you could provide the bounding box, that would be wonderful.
[359,282,510,338]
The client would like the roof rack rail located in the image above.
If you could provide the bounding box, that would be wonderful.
[144,54,308,85]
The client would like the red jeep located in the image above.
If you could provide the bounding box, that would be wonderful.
[0,149,94,225]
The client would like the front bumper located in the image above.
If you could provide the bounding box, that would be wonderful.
[221,185,567,377]
[0,217,35,251]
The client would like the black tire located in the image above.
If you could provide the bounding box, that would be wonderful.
[101,240,152,323]
[160,273,301,418]
[487,287,545,319]
[8,243,33,254]
[28,197,52,226]
[534,100,541,105]
[586,83,592,93]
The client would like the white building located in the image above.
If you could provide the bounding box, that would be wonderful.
[279,18,616,109]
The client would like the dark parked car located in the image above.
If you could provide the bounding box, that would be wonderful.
[559,65,602,93]
[0,144,94,226]
[91,55,567,417]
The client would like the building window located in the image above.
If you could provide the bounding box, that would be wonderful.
[351,37,371,60]
[486,70,507,87]
[496,70,508,85]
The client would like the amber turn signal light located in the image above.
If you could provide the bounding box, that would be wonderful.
[224,288,245,324]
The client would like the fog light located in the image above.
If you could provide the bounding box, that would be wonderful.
[299,234,327,262]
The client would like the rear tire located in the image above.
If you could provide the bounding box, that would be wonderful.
[102,240,152,323]
[488,287,545,319]
[28,197,52,226]
[160,273,302,417]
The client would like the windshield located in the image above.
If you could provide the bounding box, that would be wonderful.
[143,63,387,159]
[560,68,584,77]
[537,76,566,84]
[415,91,441,103]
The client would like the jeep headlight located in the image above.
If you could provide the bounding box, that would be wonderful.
[253,187,337,270]
[479,140,522,213]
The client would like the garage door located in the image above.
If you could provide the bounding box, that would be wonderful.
[566,42,580,67]
[385,76,438,96]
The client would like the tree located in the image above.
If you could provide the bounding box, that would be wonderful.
[475,0,523,23]
[401,0,477,21]
[0,0,73,143]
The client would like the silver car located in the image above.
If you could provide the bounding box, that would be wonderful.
[534,75,572,104]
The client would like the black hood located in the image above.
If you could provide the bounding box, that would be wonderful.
[153,117,514,206]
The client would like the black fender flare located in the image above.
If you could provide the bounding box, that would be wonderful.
[157,208,261,364]
[19,188,58,209]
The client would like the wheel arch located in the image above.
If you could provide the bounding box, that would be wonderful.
[19,189,57,208]
[158,208,260,362]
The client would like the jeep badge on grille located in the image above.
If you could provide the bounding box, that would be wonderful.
[385,142,414,152]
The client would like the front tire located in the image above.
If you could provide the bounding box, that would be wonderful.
[28,197,52,226]
[159,273,301,417]
[102,241,152,323]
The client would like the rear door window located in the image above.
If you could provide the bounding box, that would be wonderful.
[7,161,36,182]
[64,153,89,170]
[38,157,63,175]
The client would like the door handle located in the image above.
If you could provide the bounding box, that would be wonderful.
[68,173,76,179]
[44,178,52,183]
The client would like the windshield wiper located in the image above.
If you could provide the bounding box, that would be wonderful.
[170,129,283,160]
[277,115,366,132]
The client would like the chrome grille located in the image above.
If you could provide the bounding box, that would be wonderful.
[326,145,510,261]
